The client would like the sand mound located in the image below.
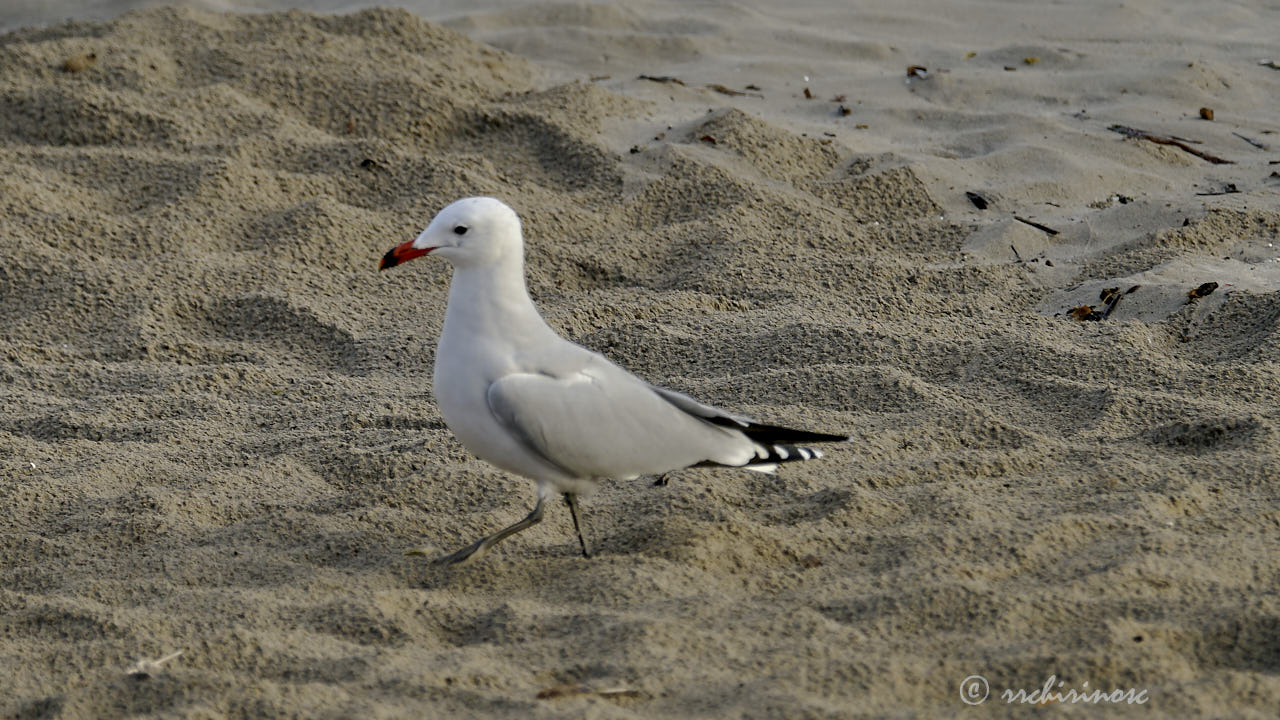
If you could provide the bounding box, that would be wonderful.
[2,5,1277,717]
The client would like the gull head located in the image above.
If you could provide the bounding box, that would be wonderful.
[380,197,523,271]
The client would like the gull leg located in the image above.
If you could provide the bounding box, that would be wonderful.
[563,493,591,558]
[409,486,547,565]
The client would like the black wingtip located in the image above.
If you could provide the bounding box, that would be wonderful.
[736,422,851,446]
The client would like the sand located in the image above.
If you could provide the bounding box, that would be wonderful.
[1,2,1278,717]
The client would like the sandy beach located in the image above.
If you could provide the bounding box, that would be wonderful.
[2,1,1278,716]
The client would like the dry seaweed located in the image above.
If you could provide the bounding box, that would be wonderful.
[1070,305,1102,321]
[706,84,763,98]
[1099,284,1140,319]
[1108,124,1233,164]
[1187,282,1218,300]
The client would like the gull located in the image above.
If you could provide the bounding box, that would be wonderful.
[380,197,849,564]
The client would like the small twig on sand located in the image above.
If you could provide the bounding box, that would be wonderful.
[637,74,685,85]
[1108,124,1233,164]
[1232,132,1270,150]
[1014,216,1061,236]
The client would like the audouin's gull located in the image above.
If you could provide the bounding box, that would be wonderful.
[380,197,850,564]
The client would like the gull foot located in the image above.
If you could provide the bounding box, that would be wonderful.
[407,491,548,566]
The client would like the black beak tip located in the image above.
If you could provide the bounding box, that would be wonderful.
[379,248,399,271]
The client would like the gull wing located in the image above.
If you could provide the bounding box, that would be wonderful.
[485,361,753,480]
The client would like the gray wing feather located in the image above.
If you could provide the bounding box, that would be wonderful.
[648,386,754,428]
[486,362,753,479]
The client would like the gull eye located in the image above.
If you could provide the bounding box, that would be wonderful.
[453,225,468,235]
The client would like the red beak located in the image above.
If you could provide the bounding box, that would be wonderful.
[380,240,432,270]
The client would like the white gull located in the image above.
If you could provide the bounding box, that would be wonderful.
[380,197,849,564]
